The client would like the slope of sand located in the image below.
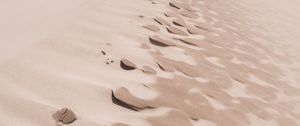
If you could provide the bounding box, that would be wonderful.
[0,0,299,126]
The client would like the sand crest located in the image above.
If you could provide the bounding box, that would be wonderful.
[0,0,299,126]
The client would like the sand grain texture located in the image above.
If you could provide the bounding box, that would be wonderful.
[0,0,300,126]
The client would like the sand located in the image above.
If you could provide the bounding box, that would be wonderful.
[0,0,299,126]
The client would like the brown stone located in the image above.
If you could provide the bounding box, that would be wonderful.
[52,108,77,124]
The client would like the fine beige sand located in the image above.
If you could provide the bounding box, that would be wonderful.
[0,0,299,126]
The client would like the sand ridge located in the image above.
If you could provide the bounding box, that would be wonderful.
[0,0,299,126]
[112,0,300,126]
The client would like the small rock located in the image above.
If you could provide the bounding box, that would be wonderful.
[120,59,137,70]
[101,50,106,55]
[138,15,144,18]
[106,43,112,46]
[53,108,77,124]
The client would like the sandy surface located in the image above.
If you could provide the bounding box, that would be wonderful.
[0,0,299,126]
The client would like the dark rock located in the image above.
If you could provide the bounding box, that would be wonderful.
[101,50,106,55]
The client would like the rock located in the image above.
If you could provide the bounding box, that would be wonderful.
[53,108,77,124]
[138,15,144,18]
[101,50,106,55]
[120,59,137,70]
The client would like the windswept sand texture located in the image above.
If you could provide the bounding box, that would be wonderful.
[0,0,300,126]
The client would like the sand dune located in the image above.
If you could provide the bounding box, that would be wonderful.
[0,0,299,126]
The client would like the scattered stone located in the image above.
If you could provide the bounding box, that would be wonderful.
[52,108,77,124]
[120,58,137,70]
[106,43,112,46]
[101,50,106,55]
[138,15,144,18]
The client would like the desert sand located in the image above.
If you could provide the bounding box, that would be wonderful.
[0,0,299,126]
